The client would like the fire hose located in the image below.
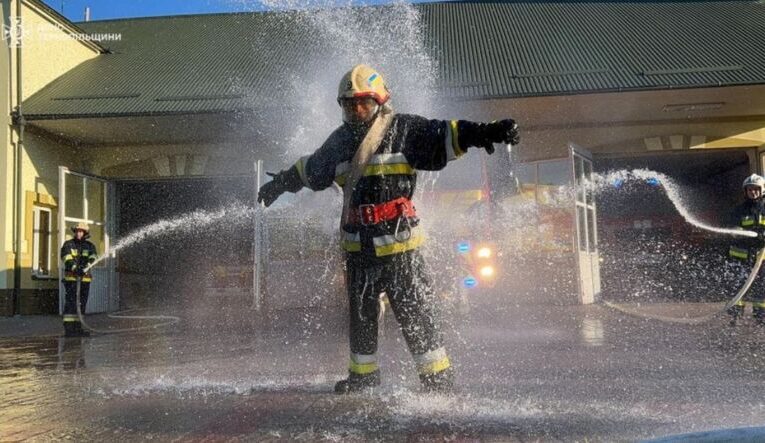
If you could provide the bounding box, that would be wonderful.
[603,248,765,325]
[75,275,180,334]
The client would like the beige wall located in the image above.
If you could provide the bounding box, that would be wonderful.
[14,129,78,289]
[1,0,100,296]
[85,141,257,178]
[0,1,11,290]
[516,119,765,163]
[451,87,765,163]
[17,0,101,100]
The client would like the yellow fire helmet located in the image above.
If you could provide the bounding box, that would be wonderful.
[337,64,390,106]
[71,222,90,233]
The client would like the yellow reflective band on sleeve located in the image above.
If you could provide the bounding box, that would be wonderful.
[753,301,765,309]
[450,120,464,158]
[364,163,414,176]
[349,360,379,375]
[417,357,451,375]
[742,216,754,227]
[735,300,746,307]
[294,155,312,188]
[82,251,89,257]
[63,254,73,261]
[70,249,79,256]
[729,246,749,260]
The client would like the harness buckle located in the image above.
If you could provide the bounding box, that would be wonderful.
[359,204,377,226]
[393,203,413,242]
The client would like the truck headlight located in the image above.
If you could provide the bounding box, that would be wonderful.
[479,265,495,278]
[477,247,492,258]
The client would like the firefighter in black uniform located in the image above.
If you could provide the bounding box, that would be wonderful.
[61,222,97,337]
[258,65,520,393]
[728,174,765,326]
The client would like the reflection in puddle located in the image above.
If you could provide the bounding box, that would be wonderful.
[580,318,604,346]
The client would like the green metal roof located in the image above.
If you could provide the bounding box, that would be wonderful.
[22,0,765,120]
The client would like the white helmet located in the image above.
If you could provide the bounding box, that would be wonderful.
[742,174,765,193]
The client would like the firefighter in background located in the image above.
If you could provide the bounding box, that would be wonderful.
[61,222,97,337]
[257,64,520,393]
[728,174,765,326]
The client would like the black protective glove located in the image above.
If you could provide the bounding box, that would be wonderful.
[484,119,520,153]
[257,172,289,207]
[459,119,520,155]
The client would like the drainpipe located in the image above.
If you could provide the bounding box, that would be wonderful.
[11,0,24,316]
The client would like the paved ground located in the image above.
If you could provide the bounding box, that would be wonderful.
[3,301,765,442]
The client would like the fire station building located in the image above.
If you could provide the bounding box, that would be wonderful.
[1,0,764,316]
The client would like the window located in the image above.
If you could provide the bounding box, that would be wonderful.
[32,207,52,277]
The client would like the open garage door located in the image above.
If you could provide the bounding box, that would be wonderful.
[594,148,751,303]
[58,167,117,314]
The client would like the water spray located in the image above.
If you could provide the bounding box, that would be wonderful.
[592,169,757,238]
[77,204,256,334]
[595,168,763,323]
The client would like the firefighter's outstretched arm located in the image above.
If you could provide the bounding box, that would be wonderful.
[257,166,305,207]
[400,114,520,171]
[257,130,344,207]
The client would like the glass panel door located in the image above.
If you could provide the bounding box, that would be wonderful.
[58,167,116,314]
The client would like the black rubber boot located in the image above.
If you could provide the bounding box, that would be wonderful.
[753,308,765,327]
[63,322,77,337]
[419,367,455,393]
[334,371,380,394]
[73,322,91,337]
[728,305,745,326]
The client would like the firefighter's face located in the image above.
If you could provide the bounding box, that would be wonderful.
[339,97,378,124]
[74,229,85,240]
[746,186,762,200]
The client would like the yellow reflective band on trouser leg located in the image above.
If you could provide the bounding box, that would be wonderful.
[349,353,378,375]
[342,231,361,253]
[753,301,765,309]
[413,347,452,375]
[729,247,749,260]
[63,315,79,322]
[372,229,425,257]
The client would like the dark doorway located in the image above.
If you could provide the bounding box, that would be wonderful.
[595,149,752,302]
[115,177,254,315]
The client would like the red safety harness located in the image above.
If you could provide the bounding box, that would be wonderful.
[348,197,417,226]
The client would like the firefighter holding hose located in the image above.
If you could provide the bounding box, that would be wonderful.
[727,174,765,326]
[258,65,519,393]
[61,222,97,337]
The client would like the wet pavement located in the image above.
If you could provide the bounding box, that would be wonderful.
[3,302,765,442]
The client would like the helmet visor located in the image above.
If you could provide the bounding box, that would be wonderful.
[339,97,378,124]
[746,185,762,200]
